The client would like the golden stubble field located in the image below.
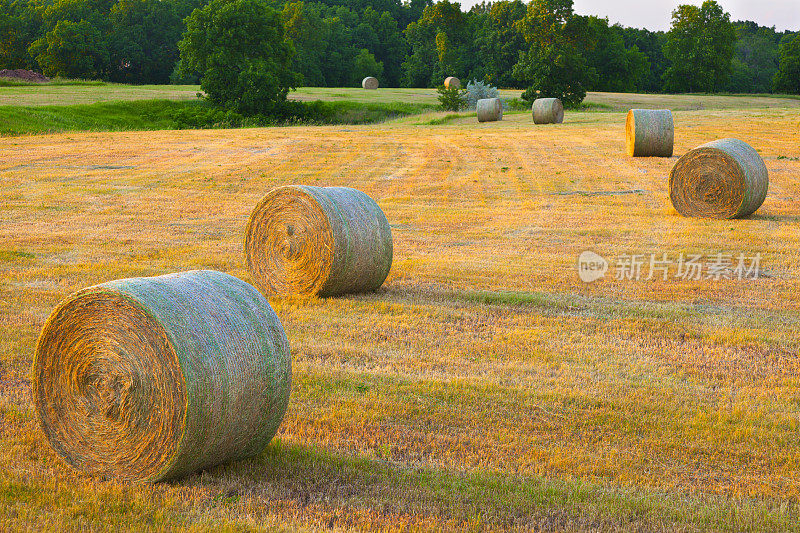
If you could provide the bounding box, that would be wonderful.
[2,101,800,530]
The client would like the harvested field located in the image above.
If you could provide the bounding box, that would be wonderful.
[2,93,800,530]
[4,83,800,111]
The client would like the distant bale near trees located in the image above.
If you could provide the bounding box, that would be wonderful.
[32,270,291,482]
[245,185,393,297]
[669,138,768,219]
[444,76,460,89]
[477,97,502,122]
[625,109,673,157]
[532,98,563,124]
[362,76,379,89]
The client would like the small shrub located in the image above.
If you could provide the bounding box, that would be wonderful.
[465,80,501,110]
[505,98,530,111]
[437,84,467,111]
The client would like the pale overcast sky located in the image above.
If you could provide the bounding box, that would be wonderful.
[457,0,800,32]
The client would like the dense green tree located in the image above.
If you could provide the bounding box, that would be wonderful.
[27,0,112,77]
[352,48,383,84]
[31,19,108,78]
[663,0,736,92]
[471,0,526,87]
[725,23,780,93]
[317,11,355,86]
[402,0,468,87]
[178,0,300,114]
[282,1,327,85]
[0,0,788,96]
[774,33,800,94]
[0,0,41,69]
[513,0,591,106]
[568,16,648,93]
[619,27,667,93]
[108,0,183,83]
[361,7,405,86]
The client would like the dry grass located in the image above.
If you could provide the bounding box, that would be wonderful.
[4,83,800,111]
[0,84,202,106]
[2,93,800,530]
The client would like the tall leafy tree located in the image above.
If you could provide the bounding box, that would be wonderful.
[361,7,405,86]
[725,22,780,93]
[402,0,468,87]
[108,0,183,83]
[178,0,300,114]
[0,0,41,69]
[471,0,526,87]
[352,48,383,84]
[31,19,108,78]
[282,1,328,85]
[512,0,592,107]
[620,27,667,92]
[774,33,800,94]
[662,0,735,93]
[568,16,648,93]
[318,9,356,86]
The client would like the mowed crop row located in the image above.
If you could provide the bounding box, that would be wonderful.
[2,104,800,530]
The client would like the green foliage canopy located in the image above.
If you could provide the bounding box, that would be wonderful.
[774,33,800,94]
[178,0,300,114]
[663,0,736,92]
[513,0,591,107]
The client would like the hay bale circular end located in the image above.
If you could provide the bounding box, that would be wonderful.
[477,98,502,122]
[32,270,291,482]
[444,76,460,89]
[245,185,393,297]
[626,109,674,157]
[669,138,768,219]
[362,76,379,90]
[532,98,564,124]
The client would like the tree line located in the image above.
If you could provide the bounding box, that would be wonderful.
[1,0,798,96]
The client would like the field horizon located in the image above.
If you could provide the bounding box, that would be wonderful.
[2,87,800,531]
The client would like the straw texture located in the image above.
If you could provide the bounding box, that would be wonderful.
[444,77,461,89]
[477,98,502,122]
[669,138,768,219]
[245,185,393,297]
[33,270,291,482]
[532,98,564,124]
[362,77,379,90]
[625,109,674,157]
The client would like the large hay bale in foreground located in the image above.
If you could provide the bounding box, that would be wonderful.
[362,76,379,90]
[532,98,564,124]
[477,98,502,122]
[669,138,768,219]
[33,270,291,482]
[245,185,393,297]
[444,76,460,89]
[625,109,674,157]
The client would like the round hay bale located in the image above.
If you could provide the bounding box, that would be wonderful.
[477,98,502,122]
[669,138,768,219]
[532,98,564,124]
[32,270,291,482]
[444,76,460,89]
[362,76,379,90]
[245,185,393,297]
[625,109,674,157]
